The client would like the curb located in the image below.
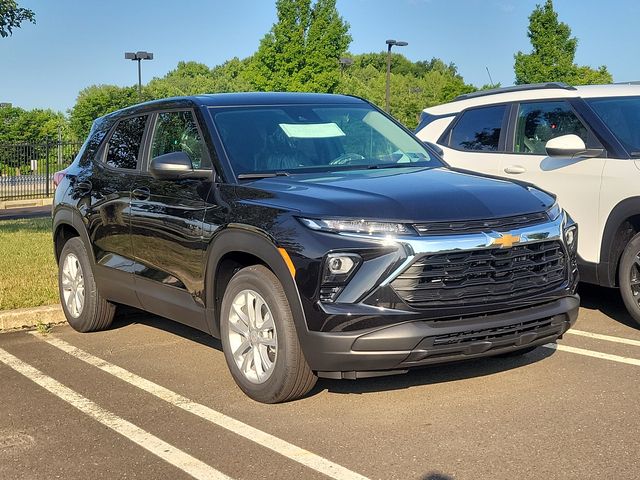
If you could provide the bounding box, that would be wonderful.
[0,197,53,210]
[0,304,65,332]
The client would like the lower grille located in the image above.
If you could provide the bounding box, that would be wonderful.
[391,240,566,309]
[402,315,567,363]
[431,317,554,346]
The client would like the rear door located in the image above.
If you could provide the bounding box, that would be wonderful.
[436,104,509,176]
[130,109,214,330]
[83,114,148,306]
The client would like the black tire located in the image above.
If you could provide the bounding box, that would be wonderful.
[496,346,539,358]
[58,237,115,332]
[618,232,640,327]
[220,265,317,403]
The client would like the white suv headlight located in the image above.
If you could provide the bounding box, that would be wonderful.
[299,218,414,235]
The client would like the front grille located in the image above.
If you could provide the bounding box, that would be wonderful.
[391,240,566,309]
[413,212,549,236]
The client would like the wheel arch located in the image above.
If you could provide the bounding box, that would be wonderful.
[598,197,640,287]
[52,207,94,265]
[204,226,307,340]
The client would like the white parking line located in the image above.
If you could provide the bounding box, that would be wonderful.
[31,333,370,480]
[0,348,232,480]
[565,329,640,347]
[544,343,640,367]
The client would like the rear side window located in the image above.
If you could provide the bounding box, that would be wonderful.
[449,105,507,151]
[105,115,147,169]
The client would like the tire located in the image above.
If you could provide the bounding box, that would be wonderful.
[58,237,115,332]
[496,346,539,358]
[220,265,317,403]
[618,232,640,327]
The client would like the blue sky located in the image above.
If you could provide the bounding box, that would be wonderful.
[2,0,638,112]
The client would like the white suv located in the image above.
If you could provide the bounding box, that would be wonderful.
[416,82,640,326]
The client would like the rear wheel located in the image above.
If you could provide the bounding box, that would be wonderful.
[58,237,115,332]
[618,232,640,327]
[220,265,317,403]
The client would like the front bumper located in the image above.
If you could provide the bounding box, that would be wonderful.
[300,295,579,378]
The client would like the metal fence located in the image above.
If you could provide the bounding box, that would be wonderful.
[0,141,83,201]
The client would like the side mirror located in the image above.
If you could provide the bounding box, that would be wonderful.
[545,134,603,159]
[149,151,211,180]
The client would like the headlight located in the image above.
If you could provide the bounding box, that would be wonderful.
[546,202,562,221]
[564,224,578,252]
[299,218,414,235]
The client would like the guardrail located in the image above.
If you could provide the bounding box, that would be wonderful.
[0,141,83,200]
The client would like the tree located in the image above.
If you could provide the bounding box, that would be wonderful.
[69,85,139,140]
[146,61,218,98]
[248,0,351,92]
[0,0,35,37]
[337,55,476,128]
[0,106,66,144]
[514,0,611,85]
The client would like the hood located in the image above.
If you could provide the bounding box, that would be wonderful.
[235,167,553,223]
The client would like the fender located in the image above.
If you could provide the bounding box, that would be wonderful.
[598,196,640,287]
[52,205,94,265]
[203,226,308,340]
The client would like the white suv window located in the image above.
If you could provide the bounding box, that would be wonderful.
[448,105,507,152]
[514,101,589,154]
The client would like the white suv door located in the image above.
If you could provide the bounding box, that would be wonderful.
[496,100,606,264]
[434,104,508,176]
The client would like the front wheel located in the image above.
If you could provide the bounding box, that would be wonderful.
[618,232,640,327]
[220,265,317,403]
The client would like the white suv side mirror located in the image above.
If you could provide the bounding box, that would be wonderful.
[545,134,602,158]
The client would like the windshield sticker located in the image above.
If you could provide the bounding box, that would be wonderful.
[279,123,346,139]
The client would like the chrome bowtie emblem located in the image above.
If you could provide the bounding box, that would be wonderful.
[490,232,521,248]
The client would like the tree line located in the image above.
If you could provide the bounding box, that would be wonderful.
[1,0,613,145]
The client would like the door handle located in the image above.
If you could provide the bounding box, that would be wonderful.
[504,165,527,174]
[132,187,151,201]
[75,180,92,194]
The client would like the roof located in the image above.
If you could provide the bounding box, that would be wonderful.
[103,92,366,120]
[424,84,640,116]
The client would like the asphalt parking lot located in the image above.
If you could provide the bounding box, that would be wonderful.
[1,284,639,480]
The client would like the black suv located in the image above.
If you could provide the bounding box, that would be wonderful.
[53,93,579,403]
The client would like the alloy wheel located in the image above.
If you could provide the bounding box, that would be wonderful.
[630,253,640,305]
[227,289,278,384]
[61,253,85,318]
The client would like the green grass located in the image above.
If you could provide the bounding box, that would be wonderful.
[0,217,58,310]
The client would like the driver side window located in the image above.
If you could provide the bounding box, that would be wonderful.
[514,101,591,154]
[151,111,209,168]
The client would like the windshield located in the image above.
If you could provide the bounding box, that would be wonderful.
[587,96,640,155]
[210,104,442,177]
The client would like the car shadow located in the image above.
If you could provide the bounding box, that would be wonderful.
[313,347,554,397]
[110,306,223,351]
[108,306,556,398]
[421,474,454,480]
[577,282,638,329]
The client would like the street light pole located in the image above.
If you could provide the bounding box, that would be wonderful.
[125,51,154,100]
[385,39,408,113]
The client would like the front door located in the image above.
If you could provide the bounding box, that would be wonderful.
[498,100,606,264]
[130,109,214,330]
